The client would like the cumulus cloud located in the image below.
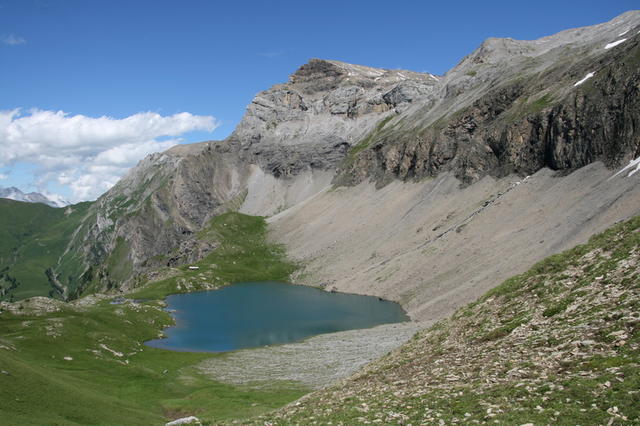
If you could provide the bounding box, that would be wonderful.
[2,34,26,45]
[0,173,7,180]
[0,109,218,201]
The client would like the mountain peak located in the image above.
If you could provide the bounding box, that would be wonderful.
[0,186,69,208]
[290,58,440,85]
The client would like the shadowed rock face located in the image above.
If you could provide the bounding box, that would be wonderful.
[56,11,640,298]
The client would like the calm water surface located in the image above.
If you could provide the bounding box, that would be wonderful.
[146,281,408,352]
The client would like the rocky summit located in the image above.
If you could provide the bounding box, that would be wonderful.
[1,10,640,425]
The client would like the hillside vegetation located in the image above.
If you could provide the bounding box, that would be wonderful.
[0,213,303,425]
[0,200,92,301]
[257,215,640,425]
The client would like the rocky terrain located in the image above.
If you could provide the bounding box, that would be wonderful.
[335,12,640,187]
[270,160,640,322]
[199,322,422,390]
[255,215,640,425]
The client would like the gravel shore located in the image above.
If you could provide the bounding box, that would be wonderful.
[198,321,424,390]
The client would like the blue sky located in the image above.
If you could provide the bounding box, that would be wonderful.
[0,0,637,202]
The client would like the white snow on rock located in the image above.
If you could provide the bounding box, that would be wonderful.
[611,156,640,179]
[605,39,627,49]
[574,72,595,87]
[165,416,201,426]
[618,29,629,36]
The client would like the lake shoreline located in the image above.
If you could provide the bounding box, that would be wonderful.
[145,280,410,353]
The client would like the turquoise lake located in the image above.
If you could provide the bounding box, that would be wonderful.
[146,281,409,352]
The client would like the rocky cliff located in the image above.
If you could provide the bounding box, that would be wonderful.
[336,11,640,186]
[47,11,640,300]
[231,59,439,176]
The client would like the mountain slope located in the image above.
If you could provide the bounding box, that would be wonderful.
[0,199,92,301]
[259,215,640,425]
[46,60,439,298]
[336,11,640,186]
[269,161,640,322]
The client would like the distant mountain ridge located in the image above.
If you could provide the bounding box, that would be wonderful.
[0,186,69,208]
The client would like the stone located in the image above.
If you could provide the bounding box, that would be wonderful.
[165,416,201,426]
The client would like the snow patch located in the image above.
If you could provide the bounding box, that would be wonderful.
[618,29,629,36]
[429,74,440,81]
[605,39,627,49]
[397,72,407,79]
[574,72,595,87]
[611,156,640,179]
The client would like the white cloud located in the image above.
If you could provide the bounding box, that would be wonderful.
[0,173,7,180]
[0,109,218,202]
[39,190,69,208]
[2,34,26,45]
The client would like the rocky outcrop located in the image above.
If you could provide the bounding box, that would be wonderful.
[59,141,249,293]
[231,58,439,176]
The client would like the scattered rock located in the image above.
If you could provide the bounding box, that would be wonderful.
[165,416,201,425]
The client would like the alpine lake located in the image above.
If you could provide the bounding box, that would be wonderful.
[146,281,409,352]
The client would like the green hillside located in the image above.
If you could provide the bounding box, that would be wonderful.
[0,212,303,424]
[0,199,92,301]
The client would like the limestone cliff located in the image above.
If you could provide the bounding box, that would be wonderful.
[231,58,439,177]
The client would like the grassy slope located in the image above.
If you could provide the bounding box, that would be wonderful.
[0,199,92,301]
[258,216,640,425]
[0,212,304,425]
[131,212,296,300]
